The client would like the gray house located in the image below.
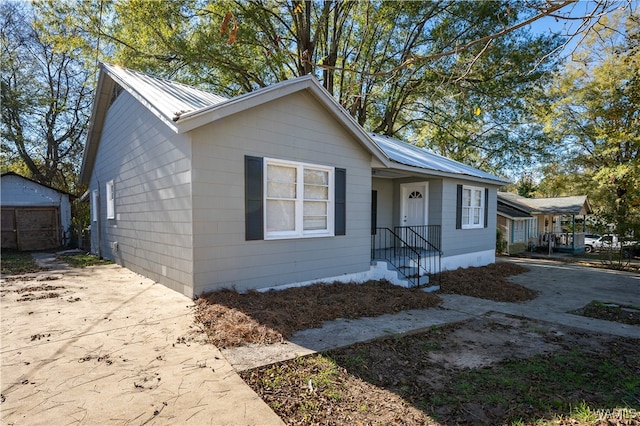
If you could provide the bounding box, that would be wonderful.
[1,172,73,251]
[80,63,507,297]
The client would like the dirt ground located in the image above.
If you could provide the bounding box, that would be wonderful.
[195,261,640,425]
[241,313,639,425]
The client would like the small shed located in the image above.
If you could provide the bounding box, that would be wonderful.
[1,172,73,251]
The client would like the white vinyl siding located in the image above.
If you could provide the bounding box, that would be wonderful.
[462,185,484,229]
[106,180,115,219]
[265,158,333,239]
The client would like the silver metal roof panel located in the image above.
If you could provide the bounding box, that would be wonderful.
[369,133,506,183]
[103,64,228,122]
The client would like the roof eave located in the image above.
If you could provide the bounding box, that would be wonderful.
[387,161,509,186]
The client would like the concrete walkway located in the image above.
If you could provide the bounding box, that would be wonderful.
[1,254,284,426]
[2,254,638,424]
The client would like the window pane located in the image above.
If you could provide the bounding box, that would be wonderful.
[304,201,327,216]
[463,189,471,207]
[462,207,470,225]
[268,164,296,182]
[267,165,296,198]
[474,190,482,207]
[304,217,327,230]
[268,182,296,198]
[304,185,328,200]
[304,169,328,185]
[266,200,295,231]
[473,208,481,224]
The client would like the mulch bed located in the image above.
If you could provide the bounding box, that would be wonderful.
[194,262,534,348]
[195,280,440,348]
[438,262,535,301]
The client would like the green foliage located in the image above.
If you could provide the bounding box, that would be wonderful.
[0,251,44,275]
[57,253,112,268]
[55,0,582,177]
[496,228,507,254]
[0,1,95,194]
[541,12,640,235]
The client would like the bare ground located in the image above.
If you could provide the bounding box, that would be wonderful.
[194,262,640,425]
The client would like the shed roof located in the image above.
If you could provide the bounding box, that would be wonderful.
[81,63,507,186]
[1,172,75,198]
[498,192,592,215]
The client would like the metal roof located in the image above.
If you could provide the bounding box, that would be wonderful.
[369,133,507,184]
[85,64,508,186]
[103,63,228,122]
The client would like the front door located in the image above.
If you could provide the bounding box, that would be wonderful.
[400,183,428,245]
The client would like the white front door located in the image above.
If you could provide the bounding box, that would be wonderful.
[401,183,428,227]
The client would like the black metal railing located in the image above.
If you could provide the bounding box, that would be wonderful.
[371,226,442,287]
[394,225,441,251]
[395,226,442,285]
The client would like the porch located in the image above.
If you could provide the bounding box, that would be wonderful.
[371,225,442,288]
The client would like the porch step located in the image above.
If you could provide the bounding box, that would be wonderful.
[370,260,438,292]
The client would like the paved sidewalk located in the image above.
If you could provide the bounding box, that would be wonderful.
[1,254,284,426]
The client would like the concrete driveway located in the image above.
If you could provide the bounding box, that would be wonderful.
[2,255,638,424]
[0,256,284,426]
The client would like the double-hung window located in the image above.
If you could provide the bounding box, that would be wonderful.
[461,185,484,229]
[265,158,333,239]
[106,180,115,219]
[91,189,99,222]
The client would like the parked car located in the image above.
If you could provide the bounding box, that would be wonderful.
[593,234,619,250]
[583,234,601,253]
[591,234,639,257]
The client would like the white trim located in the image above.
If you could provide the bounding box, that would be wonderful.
[441,249,495,271]
[399,182,429,227]
[263,157,334,240]
[461,185,484,229]
[91,190,99,222]
[105,180,115,220]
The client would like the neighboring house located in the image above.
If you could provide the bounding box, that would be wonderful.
[497,192,592,254]
[79,63,508,297]
[1,172,73,251]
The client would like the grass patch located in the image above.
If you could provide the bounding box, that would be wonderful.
[571,300,640,325]
[242,325,640,425]
[57,252,112,268]
[1,250,43,275]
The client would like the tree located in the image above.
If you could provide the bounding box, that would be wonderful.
[540,11,640,236]
[0,1,95,192]
[30,0,633,180]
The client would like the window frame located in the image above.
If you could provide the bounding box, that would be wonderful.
[263,157,335,240]
[91,189,99,222]
[461,185,485,229]
[106,180,115,220]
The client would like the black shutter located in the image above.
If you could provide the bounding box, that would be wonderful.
[335,168,346,235]
[456,184,463,229]
[245,156,264,240]
[484,188,489,228]
[371,190,377,235]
